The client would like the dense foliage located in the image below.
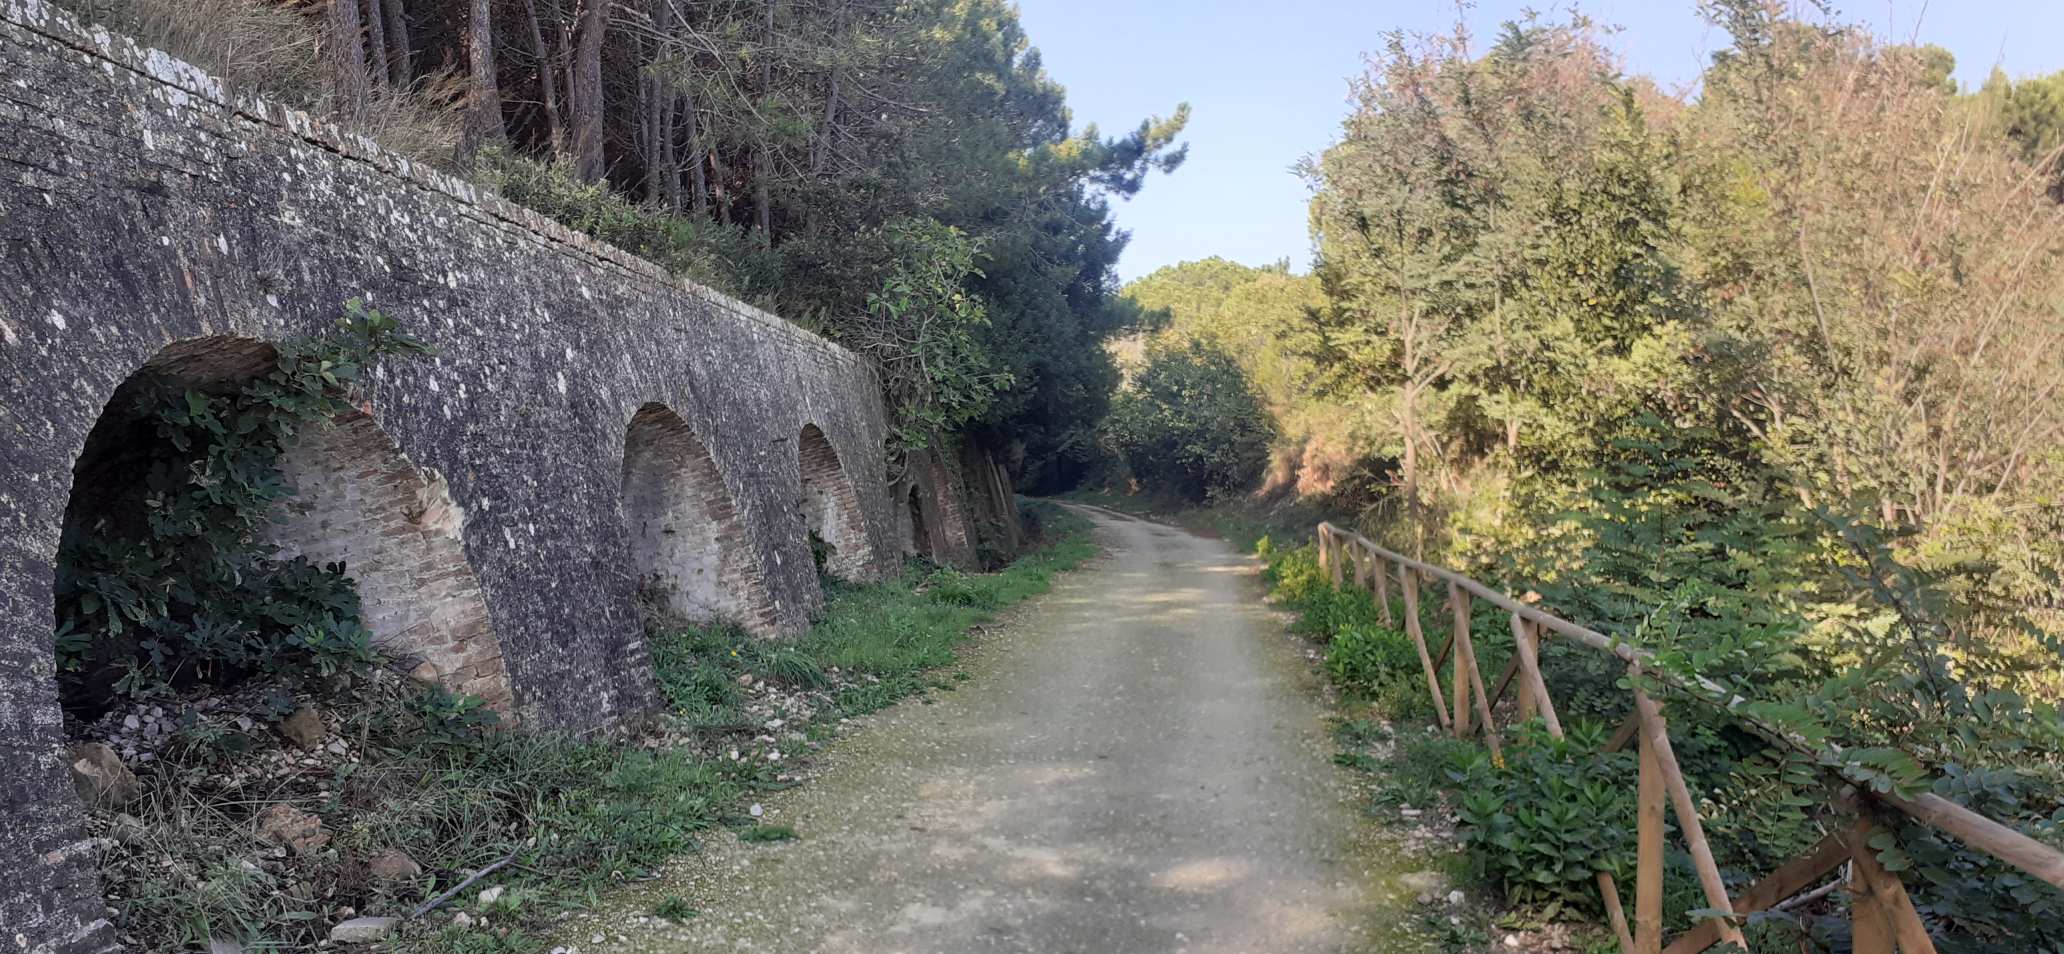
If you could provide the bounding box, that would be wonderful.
[1117,259,1336,494]
[1266,532,2064,950]
[1451,721,1637,915]
[1104,341,1273,503]
[66,0,1185,488]
[1288,4,2064,774]
[1286,2,2064,661]
[54,303,426,713]
[1195,6,2064,942]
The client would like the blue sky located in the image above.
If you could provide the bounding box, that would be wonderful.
[1012,0,2064,283]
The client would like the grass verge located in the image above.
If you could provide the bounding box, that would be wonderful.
[95,501,1094,953]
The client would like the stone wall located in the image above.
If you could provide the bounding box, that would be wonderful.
[894,447,979,569]
[0,1,981,948]
[959,442,1026,564]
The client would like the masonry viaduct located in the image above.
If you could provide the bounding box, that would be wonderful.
[0,1,1020,948]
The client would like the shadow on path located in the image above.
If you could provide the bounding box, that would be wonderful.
[566,505,1435,953]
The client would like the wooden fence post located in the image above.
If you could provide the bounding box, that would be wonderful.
[1636,710,1666,954]
[1633,684,1744,949]
[1373,556,1393,626]
[1451,582,1499,758]
[1449,586,1472,736]
[1512,614,1563,736]
[1399,567,1451,731]
[1598,872,1638,954]
[1851,845,1897,954]
[1329,529,1345,588]
[1849,817,1940,954]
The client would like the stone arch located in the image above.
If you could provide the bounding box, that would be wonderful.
[892,449,975,568]
[620,403,778,633]
[797,423,874,581]
[60,335,514,714]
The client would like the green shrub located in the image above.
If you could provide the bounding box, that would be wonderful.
[1106,340,1273,503]
[54,302,423,711]
[1450,720,1637,916]
[1324,623,1417,692]
[476,149,771,294]
[1261,544,1327,602]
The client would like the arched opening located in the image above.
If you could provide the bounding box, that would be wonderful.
[908,485,933,559]
[620,403,777,632]
[55,336,511,721]
[270,413,512,711]
[797,423,873,581]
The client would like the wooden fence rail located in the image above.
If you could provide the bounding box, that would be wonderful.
[1313,522,2064,954]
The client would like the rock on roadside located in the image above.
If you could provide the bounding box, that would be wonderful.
[328,916,400,944]
[255,803,330,855]
[70,742,142,807]
[277,705,326,751]
[366,848,422,882]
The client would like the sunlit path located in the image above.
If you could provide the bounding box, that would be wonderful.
[564,505,1429,954]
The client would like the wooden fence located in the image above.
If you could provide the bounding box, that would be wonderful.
[1313,522,2064,954]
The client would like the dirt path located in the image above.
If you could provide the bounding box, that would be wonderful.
[563,505,1431,954]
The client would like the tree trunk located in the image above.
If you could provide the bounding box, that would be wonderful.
[711,150,732,226]
[521,0,565,152]
[658,87,680,211]
[641,74,667,204]
[459,0,506,161]
[753,0,776,241]
[570,0,612,183]
[1401,389,1420,544]
[686,97,708,216]
[381,0,412,85]
[814,73,838,175]
[812,0,842,176]
[360,0,389,89]
[652,0,692,213]
[329,0,370,123]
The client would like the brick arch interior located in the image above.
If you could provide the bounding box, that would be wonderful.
[61,335,514,715]
[620,404,778,633]
[270,412,513,712]
[797,424,874,581]
[907,484,933,559]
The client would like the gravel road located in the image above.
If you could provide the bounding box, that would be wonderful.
[562,505,1432,954]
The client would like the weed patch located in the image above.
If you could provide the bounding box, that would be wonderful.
[92,501,1095,952]
[737,824,798,844]
[652,894,698,923]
